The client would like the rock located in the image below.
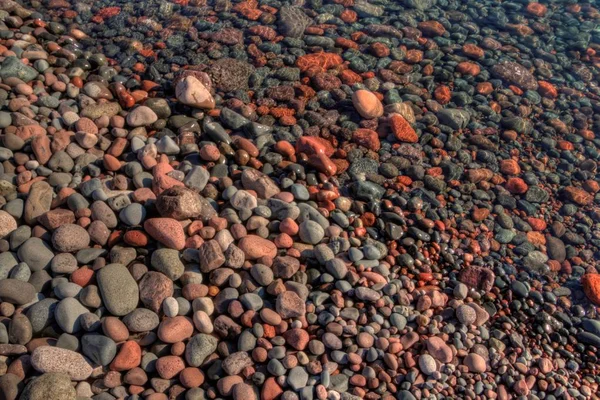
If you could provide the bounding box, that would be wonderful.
[208,58,253,92]
[298,220,325,244]
[31,346,93,381]
[18,237,54,271]
[238,235,277,260]
[139,271,174,313]
[24,181,52,225]
[175,76,215,109]
[52,224,90,252]
[491,61,538,90]
[418,354,437,375]
[0,210,17,238]
[0,56,38,82]
[158,316,194,343]
[278,6,313,38]
[276,291,305,319]
[54,297,88,334]
[222,351,253,375]
[151,248,184,280]
[156,186,215,220]
[546,236,566,262]
[19,373,76,400]
[123,308,160,332]
[583,274,600,306]
[241,169,280,199]
[464,353,486,373]
[144,218,186,250]
[352,90,383,119]
[437,109,471,130]
[186,334,218,367]
[0,279,36,304]
[97,264,140,316]
[198,240,226,272]
[127,106,158,127]
[81,334,117,366]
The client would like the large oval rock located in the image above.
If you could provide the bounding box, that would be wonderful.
[352,89,383,119]
[31,346,93,381]
[97,263,139,316]
[52,224,90,253]
[0,279,36,304]
[238,235,277,260]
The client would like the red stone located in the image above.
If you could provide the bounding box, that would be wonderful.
[538,81,558,98]
[505,177,528,194]
[296,53,343,73]
[434,85,451,105]
[389,114,418,143]
[352,128,380,151]
[418,21,446,37]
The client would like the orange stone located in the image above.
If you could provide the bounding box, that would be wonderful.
[434,85,451,105]
[499,159,521,176]
[527,231,546,246]
[471,208,490,222]
[462,43,484,59]
[295,136,335,157]
[527,217,547,232]
[476,82,494,95]
[456,61,481,76]
[582,274,600,305]
[418,21,446,37]
[538,81,558,98]
[526,2,547,17]
[307,153,337,177]
[563,186,593,206]
[583,179,600,194]
[110,341,141,371]
[505,177,528,194]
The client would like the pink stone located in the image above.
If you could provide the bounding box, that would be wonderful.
[144,218,186,250]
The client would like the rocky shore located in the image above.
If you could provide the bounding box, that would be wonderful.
[0,0,598,399]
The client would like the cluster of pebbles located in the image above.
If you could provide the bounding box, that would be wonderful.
[0,0,599,399]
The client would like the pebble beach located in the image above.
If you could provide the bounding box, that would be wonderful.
[0,0,599,399]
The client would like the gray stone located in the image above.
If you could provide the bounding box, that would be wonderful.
[54,297,89,334]
[81,334,117,366]
[0,56,38,82]
[17,237,54,271]
[186,334,218,367]
[97,263,139,316]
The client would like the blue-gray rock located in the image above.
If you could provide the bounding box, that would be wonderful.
[81,334,117,366]
[0,56,38,82]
